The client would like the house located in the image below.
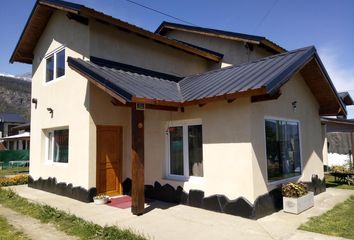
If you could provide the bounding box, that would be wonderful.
[321,92,354,169]
[0,113,27,138]
[0,123,30,151]
[10,0,346,219]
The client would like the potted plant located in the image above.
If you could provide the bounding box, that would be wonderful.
[282,182,314,214]
[93,194,109,205]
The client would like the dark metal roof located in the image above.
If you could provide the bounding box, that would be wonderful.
[40,0,83,11]
[0,113,26,123]
[180,47,315,101]
[68,57,182,103]
[90,56,183,82]
[339,92,354,105]
[68,46,346,116]
[155,21,286,53]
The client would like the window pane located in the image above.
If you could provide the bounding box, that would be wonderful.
[48,132,53,161]
[53,129,69,163]
[188,125,203,177]
[56,49,65,78]
[265,120,301,181]
[46,55,54,82]
[169,126,184,175]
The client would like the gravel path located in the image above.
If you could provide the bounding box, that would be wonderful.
[0,204,78,240]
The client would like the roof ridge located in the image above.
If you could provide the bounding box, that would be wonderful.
[180,46,315,82]
[156,21,266,40]
[156,21,286,52]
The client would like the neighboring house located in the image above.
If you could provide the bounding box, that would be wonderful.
[321,92,354,169]
[0,113,26,138]
[10,0,346,218]
[0,123,30,151]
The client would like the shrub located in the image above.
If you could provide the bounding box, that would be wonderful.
[0,175,28,187]
[282,182,308,198]
[331,165,348,173]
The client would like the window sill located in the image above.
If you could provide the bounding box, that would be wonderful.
[163,175,204,183]
[163,175,188,182]
[267,175,301,186]
[45,161,68,167]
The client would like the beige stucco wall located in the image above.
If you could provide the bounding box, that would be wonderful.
[85,71,324,203]
[86,89,255,201]
[250,73,324,201]
[87,84,132,188]
[30,11,92,188]
[89,20,216,77]
[164,30,272,66]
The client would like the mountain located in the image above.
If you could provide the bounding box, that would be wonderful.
[0,74,31,121]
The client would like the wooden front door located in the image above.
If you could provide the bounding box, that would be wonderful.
[96,126,122,196]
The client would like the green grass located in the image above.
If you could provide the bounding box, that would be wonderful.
[0,167,29,177]
[0,215,30,240]
[299,195,354,239]
[0,188,147,240]
[325,174,354,190]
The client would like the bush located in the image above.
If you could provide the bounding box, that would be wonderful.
[282,182,308,198]
[0,175,28,187]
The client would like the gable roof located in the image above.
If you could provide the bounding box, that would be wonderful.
[10,0,222,64]
[155,21,286,54]
[339,92,354,105]
[68,46,346,116]
[0,113,26,123]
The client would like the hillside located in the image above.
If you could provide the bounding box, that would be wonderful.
[0,75,31,121]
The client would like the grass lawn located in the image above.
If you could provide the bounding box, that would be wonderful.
[299,195,354,239]
[325,174,354,190]
[0,167,29,177]
[0,215,30,240]
[0,188,147,240]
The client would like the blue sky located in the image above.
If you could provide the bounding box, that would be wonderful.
[1,0,353,116]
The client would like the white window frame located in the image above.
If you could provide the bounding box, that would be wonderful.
[44,46,66,85]
[264,116,303,185]
[165,119,203,181]
[45,127,69,166]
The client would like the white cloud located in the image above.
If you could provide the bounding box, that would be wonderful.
[317,46,354,92]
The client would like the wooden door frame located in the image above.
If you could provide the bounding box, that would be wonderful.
[96,125,123,195]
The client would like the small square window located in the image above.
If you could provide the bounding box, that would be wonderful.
[46,128,69,163]
[45,48,65,83]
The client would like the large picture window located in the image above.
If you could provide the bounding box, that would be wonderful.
[46,129,69,163]
[265,119,301,182]
[167,120,203,179]
[45,48,65,82]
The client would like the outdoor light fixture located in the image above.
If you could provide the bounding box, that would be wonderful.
[32,98,38,109]
[292,101,297,112]
[47,108,53,118]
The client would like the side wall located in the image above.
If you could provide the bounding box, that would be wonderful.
[164,30,273,66]
[89,20,216,77]
[250,73,324,200]
[30,11,92,188]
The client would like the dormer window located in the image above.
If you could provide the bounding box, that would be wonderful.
[45,48,65,82]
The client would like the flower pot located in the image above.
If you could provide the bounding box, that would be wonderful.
[93,197,108,205]
[283,192,314,214]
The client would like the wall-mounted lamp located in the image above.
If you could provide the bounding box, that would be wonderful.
[292,101,297,112]
[47,108,53,118]
[32,98,38,109]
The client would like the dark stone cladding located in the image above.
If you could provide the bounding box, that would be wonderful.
[28,176,96,203]
[304,175,327,195]
[123,176,326,219]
